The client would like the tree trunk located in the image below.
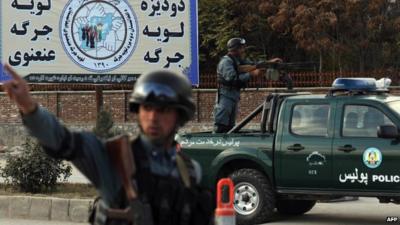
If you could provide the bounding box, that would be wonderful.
[319,50,323,73]
[319,50,323,86]
[359,49,365,72]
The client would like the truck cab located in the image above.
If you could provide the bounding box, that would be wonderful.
[179,78,400,224]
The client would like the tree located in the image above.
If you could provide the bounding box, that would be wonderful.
[198,0,400,73]
[265,0,400,72]
[0,138,72,193]
[332,0,400,71]
[198,0,237,71]
[93,108,122,140]
[198,0,290,70]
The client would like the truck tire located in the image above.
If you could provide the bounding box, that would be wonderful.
[229,168,275,225]
[276,199,316,215]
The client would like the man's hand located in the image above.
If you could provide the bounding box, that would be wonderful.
[249,68,263,77]
[3,64,37,115]
[267,58,283,63]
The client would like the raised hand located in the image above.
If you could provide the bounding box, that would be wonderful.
[3,64,37,115]
[104,30,117,51]
[75,17,89,27]
[111,18,123,31]
[249,68,263,77]
[88,3,106,19]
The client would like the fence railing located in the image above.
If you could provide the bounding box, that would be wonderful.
[199,70,400,88]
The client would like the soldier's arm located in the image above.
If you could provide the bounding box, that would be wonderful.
[218,57,250,82]
[23,106,122,204]
[3,64,122,204]
[237,59,260,80]
[241,58,256,65]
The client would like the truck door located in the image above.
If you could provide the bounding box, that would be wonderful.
[277,99,334,189]
[332,102,400,192]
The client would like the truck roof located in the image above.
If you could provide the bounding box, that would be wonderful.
[286,93,400,104]
[285,77,400,103]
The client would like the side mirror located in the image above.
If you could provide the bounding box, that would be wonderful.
[377,125,399,139]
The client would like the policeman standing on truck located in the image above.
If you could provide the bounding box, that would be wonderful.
[2,64,213,225]
[213,37,282,133]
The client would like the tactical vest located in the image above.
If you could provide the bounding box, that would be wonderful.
[217,54,247,90]
[90,137,213,225]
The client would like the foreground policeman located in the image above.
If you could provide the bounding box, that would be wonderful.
[3,65,213,225]
[214,37,281,133]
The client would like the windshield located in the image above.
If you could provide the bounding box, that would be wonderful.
[387,101,400,116]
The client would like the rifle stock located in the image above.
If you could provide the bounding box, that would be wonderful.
[106,135,137,201]
[105,135,154,225]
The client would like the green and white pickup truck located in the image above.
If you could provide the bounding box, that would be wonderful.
[178,78,400,224]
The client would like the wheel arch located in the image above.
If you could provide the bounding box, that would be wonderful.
[208,147,274,191]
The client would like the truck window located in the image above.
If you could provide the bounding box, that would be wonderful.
[291,104,330,136]
[342,105,394,137]
[387,100,400,116]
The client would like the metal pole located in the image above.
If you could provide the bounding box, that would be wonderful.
[95,85,104,113]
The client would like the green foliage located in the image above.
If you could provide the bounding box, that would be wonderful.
[266,0,400,71]
[198,0,234,69]
[198,0,304,71]
[198,0,400,72]
[0,138,72,193]
[93,108,122,139]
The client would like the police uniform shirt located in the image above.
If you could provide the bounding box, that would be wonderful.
[217,55,251,101]
[139,134,202,183]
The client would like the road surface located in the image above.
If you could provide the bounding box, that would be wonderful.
[1,198,398,225]
[264,197,397,225]
[0,219,87,225]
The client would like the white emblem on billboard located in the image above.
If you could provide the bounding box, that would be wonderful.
[60,0,138,72]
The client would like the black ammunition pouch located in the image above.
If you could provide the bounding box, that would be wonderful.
[217,76,246,90]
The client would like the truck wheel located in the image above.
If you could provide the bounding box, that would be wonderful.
[276,199,316,215]
[229,169,275,225]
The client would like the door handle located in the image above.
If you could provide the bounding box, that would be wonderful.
[287,144,305,151]
[338,145,356,152]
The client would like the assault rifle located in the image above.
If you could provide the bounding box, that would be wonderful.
[238,61,317,90]
[101,135,154,225]
[238,61,317,73]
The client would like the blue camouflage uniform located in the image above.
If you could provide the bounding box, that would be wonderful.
[21,106,202,211]
[213,54,251,132]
